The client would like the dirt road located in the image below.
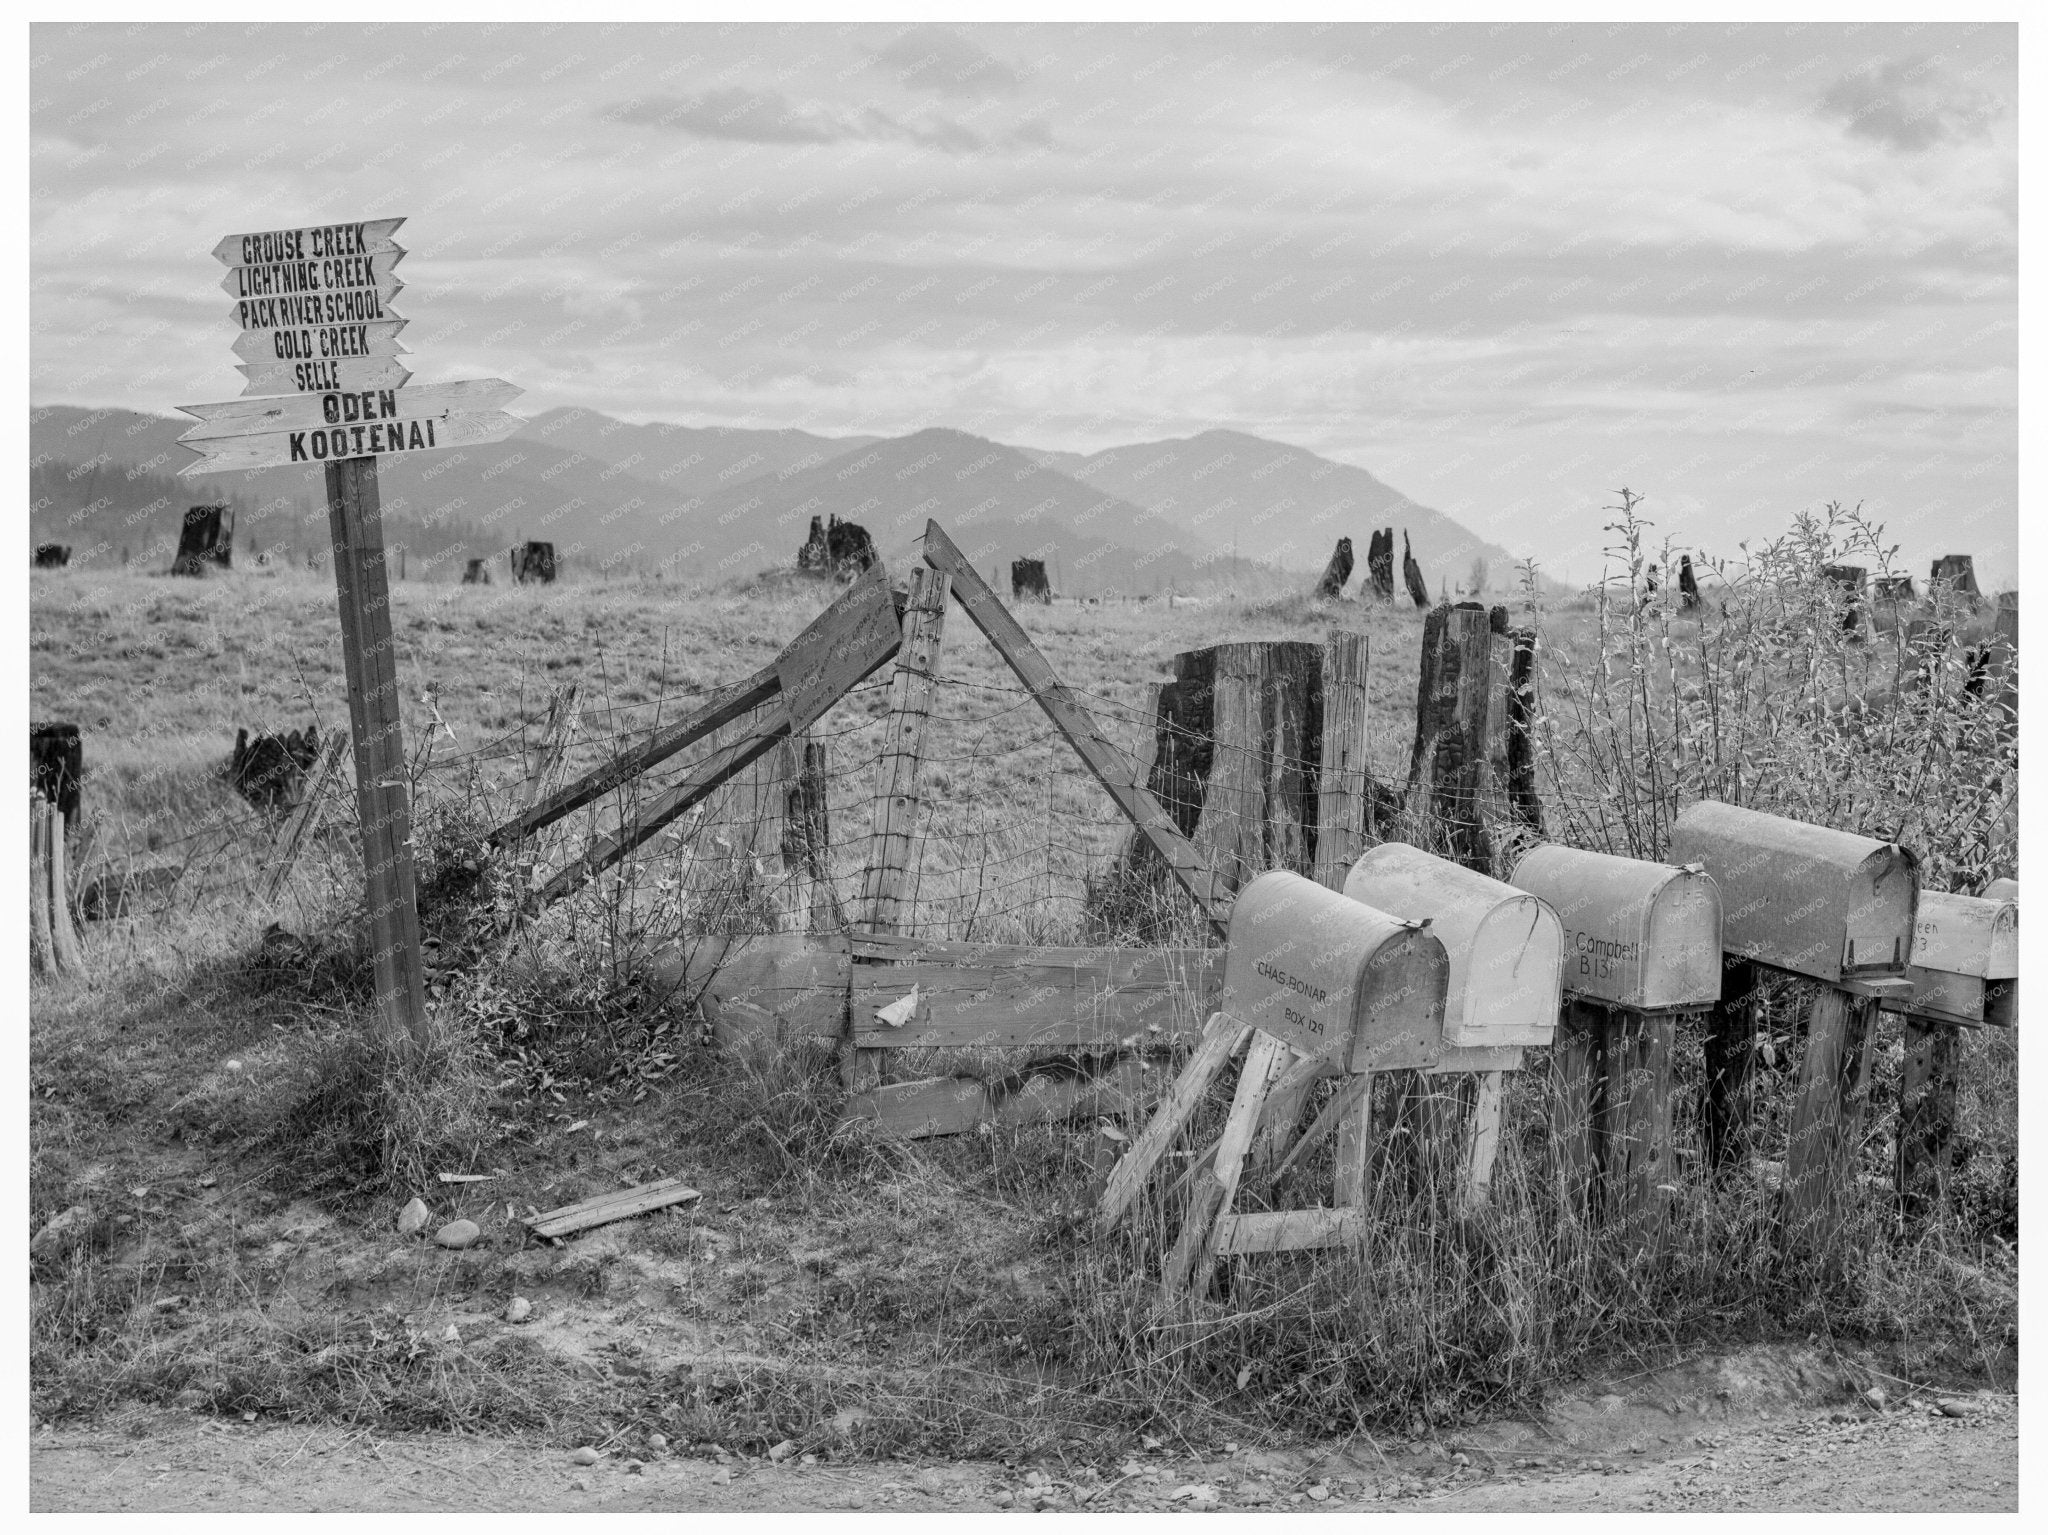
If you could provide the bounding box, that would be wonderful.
[32,1382,2016,1513]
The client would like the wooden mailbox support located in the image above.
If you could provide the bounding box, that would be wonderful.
[1881,888,2018,1216]
[1671,800,1919,1255]
[1096,871,1449,1295]
[1511,843,1724,1248]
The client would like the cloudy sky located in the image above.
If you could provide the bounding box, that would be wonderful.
[30,20,2017,583]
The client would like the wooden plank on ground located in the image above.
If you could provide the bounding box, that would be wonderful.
[1211,1207,1367,1255]
[921,519,1225,932]
[844,1059,1162,1140]
[528,1177,701,1240]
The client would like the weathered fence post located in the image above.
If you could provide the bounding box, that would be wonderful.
[1896,1017,1961,1220]
[45,799,83,973]
[1700,958,1759,1175]
[1782,989,1879,1254]
[1596,1009,1676,1253]
[1407,604,1534,875]
[1549,999,1602,1219]
[783,734,839,934]
[1312,631,1372,889]
[854,564,949,1089]
[30,792,56,974]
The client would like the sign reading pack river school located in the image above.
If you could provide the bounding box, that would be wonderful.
[178,216,521,476]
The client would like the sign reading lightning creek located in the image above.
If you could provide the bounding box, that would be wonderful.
[178,214,522,474]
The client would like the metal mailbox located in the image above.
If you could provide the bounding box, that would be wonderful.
[1508,843,1723,1012]
[1220,871,1449,1072]
[1890,889,2019,1027]
[1343,844,1564,1048]
[1982,877,2019,903]
[1668,800,1918,983]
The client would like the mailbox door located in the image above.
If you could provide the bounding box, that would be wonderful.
[1913,891,2018,980]
[1640,871,1723,1011]
[1845,849,1918,975]
[1347,926,1448,1073]
[1461,899,1564,1046]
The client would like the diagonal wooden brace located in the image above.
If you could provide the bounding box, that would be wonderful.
[921,519,1226,936]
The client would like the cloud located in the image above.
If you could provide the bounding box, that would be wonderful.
[1819,56,2004,151]
[606,88,983,151]
[871,26,1018,98]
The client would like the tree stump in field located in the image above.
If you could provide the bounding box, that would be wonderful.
[33,544,71,569]
[30,723,83,821]
[1087,637,1395,938]
[1367,528,1395,600]
[1929,553,1980,600]
[1313,538,1353,599]
[1401,532,1430,609]
[172,505,233,575]
[1405,604,1536,876]
[1010,557,1051,603]
[462,557,491,585]
[512,541,557,584]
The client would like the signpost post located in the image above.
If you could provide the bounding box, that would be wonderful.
[178,216,522,1055]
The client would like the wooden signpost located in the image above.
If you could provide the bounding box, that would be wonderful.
[177,216,524,1054]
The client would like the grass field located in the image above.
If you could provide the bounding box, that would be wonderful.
[28,529,2018,1460]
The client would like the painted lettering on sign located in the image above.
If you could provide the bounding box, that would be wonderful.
[213,217,405,268]
[234,287,398,331]
[289,418,438,462]
[223,253,399,298]
[231,319,406,363]
[240,357,413,395]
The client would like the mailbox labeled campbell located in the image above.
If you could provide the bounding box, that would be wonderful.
[1890,889,2019,1027]
[1668,800,1918,983]
[1508,843,1723,1012]
[1220,871,1449,1072]
[1343,844,1564,1048]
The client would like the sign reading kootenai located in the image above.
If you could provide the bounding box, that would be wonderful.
[177,216,523,474]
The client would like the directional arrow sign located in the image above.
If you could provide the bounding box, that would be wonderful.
[232,318,407,365]
[178,379,523,441]
[230,283,403,333]
[213,217,405,268]
[238,357,413,397]
[178,409,524,476]
[221,250,404,299]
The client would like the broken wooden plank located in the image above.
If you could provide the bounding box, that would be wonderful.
[843,1059,1161,1140]
[1211,1206,1367,1256]
[776,561,904,733]
[1096,1011,1251,1233]
[921,519,1225,933]
[527,1176,701,1240]
[650,932,850,1047]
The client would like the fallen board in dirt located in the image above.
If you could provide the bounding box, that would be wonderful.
[526,1177,701,1240]
[842,1058,1161,1140]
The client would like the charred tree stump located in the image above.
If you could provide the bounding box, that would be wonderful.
[1367,528,1395,600]
[1313,537,1353,600]
[1010,557,1051,603]
[1678,553,1701,611]
[1401,532,1429,609]
[172,505,233,575]
[1929,553,1980,600]
[462,557,492,585]
[512,541,557,584]
[31,723,83,821]
[1822,564,1867,637]
[1405,603,1535,876]
[33,544,71,569]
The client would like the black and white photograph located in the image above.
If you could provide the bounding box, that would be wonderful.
[26,14,2019,1515]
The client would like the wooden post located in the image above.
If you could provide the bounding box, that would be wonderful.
[1459,1071,1507,1215]
[862,565,947,932]
[1896,1015,1961,1220]
[1332,1080,1374,1207]
[1549,1000,1602,1219]
[1597,1008,1675,1254]
[1701,959,1759,1176]
[1312,631,1372,889]
[782,734,839,934]
[853,564,948,1089]
[30,792,55,974]
[45,801,84,974]
[263,733,346,906]
[324,456,431,1055]
[1783,988,1878,1256]
[1165,1030,1294,1294]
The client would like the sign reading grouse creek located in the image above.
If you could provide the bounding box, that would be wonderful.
[177,217,520,473]
[173,214,526,1063]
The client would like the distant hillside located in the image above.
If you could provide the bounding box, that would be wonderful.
[1046,429,1520,591]
[669,426,1225,595]
[516,408,878,495]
